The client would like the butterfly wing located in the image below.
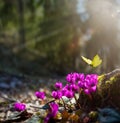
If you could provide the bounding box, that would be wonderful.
[81,56,92,65]
[92,54,102,67]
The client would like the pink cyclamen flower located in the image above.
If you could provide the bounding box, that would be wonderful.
[78,73,85,81]
[35,91,45,100]
[61,87,68,96]
[72,72,80,82]
[14,102,26,112]
[66,73,79,84]
[65,84,72,91]
[50,102,59,117]
[44,102,59,123]
[65,90,74,98]
[55,82,63,89]
[52,91,62,99]
[70,84,79,92]
[84,74,98,94]
[84,85,97,95]
[66,73,85,84]
[78,80,85,89]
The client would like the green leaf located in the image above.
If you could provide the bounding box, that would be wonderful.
[92,55,102,67]
[81,56,92,65]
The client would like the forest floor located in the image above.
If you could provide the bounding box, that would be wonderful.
[1,71,120,123]
[0,71,65,123]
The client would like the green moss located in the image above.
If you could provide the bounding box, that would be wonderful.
[81,71,120,110]
[98,73,120,110]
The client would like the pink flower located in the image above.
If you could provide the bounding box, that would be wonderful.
[65,90,74,98]
[84,86,97,95]
[66,73,85,84]
[78,73,85,81]
[55,82,63,89]
[78,80,85,89]
[14,102,26,112]
[44,102,59,123]
[65,84,72,91]
[61,87,68,96]
[66,73,79,84]
[83,74,98,94]
[50,102,59,117]
[52,91,62,99]
[70,84,79,92]
[35,91,45,100]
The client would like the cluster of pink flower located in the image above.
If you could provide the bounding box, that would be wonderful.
[13,72,98,123]
[52,73,98,99]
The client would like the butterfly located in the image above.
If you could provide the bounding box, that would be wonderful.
[81,54,102,67]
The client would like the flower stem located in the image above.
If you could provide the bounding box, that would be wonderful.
[61,98,67,110]
[74,94,81,109]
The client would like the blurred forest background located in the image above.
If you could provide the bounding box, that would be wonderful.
[0,0,120,77]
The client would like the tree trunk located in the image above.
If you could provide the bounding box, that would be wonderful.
[17,0,25,45]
